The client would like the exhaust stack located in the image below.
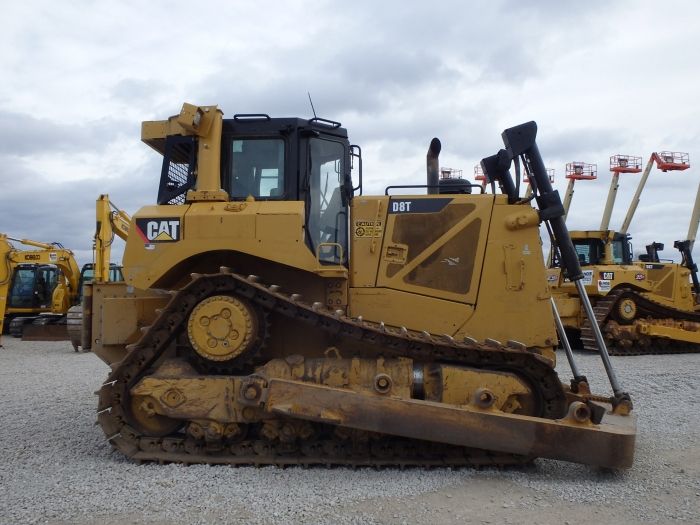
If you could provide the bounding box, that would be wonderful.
[426,138,441,194]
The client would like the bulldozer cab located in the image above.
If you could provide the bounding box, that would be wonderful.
[555,231,633,267]
[155,114,353,266]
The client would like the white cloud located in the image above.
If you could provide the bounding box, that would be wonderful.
[1,0,700,267]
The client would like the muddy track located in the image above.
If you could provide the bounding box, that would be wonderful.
[581,286,700,355]
[97,270,567,467]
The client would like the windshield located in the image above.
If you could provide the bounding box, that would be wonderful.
[8,266,58,308]
[77,265,124,301]
[612,238,632,264]
[307,138,347,265]
[572,239,604,265]
[612,240,625,264]
[229,138,285,199]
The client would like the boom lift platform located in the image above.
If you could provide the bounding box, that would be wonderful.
[619,152,689,234]
[523,168,554,198]
[563,162,597,221]
[600,155,642,230]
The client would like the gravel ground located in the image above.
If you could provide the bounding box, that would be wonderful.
[0,337,698,525]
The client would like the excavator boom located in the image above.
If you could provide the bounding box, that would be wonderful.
[95,194,130,283]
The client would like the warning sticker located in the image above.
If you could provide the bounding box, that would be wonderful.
[581,270,594,285]
[354,219,383,238]
[598,280,611,293]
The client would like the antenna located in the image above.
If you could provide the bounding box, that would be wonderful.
[307,92,317,119]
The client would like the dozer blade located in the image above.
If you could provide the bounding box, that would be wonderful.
[21,324,69,341]
[262,378,636,469]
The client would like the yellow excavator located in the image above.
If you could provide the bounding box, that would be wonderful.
[0,234,81,343]
[67,194,129,351]
[549,152,700,355]
[82,103,635,469]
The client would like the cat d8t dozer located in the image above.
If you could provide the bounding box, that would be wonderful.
[85,104,635,469]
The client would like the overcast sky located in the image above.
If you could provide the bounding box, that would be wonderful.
[2,0,700,266]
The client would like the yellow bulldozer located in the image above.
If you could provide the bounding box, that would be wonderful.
[82,103,635,469]
[549,152,700,355]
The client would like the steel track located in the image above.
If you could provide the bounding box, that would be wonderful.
[97,270,567,467]
[581,287,700,355]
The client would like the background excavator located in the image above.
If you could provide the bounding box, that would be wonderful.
[67,194,129,351]
[0,234,81,342]
[1,218,126,345]
[548,151,700,355]
[81,103,635,469]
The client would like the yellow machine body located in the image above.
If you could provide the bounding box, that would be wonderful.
[549,229,700,354]
[86,103,635,469]
[0,234,81,340]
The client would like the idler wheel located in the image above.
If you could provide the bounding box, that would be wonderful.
[187,295,258,362]
[130,395,182,437]
[615,297,637,324]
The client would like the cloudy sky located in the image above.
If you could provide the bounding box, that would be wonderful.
[2,0,699,266]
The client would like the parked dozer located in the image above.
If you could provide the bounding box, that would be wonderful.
[84,104,635,469]
[548,231,700,354]
[549,152,700,355]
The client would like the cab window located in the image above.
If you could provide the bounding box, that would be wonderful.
[307,138,347,264]
[612,239,632,264]
[573,239,604,265]
[229,139,285,199]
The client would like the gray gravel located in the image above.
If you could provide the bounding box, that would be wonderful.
[0,337,698,524]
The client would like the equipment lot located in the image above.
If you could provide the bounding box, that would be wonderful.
[0,339,698,525]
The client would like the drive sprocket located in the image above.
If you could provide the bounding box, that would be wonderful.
[183,293,268,374]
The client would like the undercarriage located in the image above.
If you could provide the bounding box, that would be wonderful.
[96,270,635,469]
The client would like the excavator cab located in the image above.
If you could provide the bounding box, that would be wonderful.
[75,263,124,302]
[3,264,60,336]
[7,264,59,309]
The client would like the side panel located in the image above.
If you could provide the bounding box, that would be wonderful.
[349,196,389,288]
[350,195,556,348]
[376,195,493,305]
[349,287,473,334]
[123,201,321,289]
[454,201,557,348]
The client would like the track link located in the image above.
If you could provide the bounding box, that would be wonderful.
[97,271,568,467]
[581,287,700,355]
